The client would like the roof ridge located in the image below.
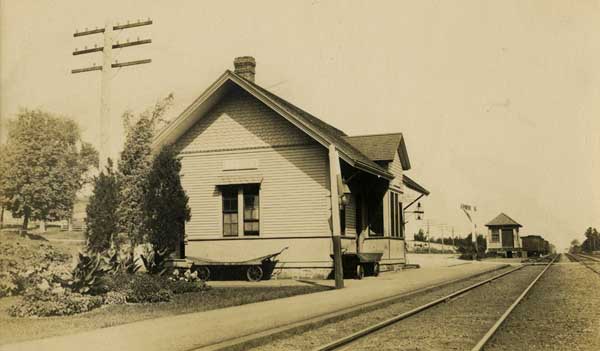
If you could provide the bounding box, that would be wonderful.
[232,72,348,137]
[228,71,395,179]
[345,132,404,138]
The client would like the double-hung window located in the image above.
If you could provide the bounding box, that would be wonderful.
[243,185,260,236]
[222,185,260,237]
[222,188,239,237]
[389,192,404,238]
[491,228,500,242]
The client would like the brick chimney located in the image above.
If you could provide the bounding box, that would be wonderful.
[233,56,256,82]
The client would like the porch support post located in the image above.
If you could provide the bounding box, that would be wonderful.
[328,144,344,289]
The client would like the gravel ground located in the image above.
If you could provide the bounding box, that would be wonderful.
[246,265,532,351]
[342,265,545,350]
[486,255,600,351]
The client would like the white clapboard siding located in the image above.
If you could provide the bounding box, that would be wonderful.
[386,152,404,190]
[175,86,332,239]
[180,146,331,238]
[176,88,313,153]
[344,193,357,236]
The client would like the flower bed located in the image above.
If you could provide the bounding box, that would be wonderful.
[1,231,210,317]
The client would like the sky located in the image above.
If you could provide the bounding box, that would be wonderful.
[1,0,599,251]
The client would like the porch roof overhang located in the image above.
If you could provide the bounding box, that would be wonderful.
[402,175,430,195]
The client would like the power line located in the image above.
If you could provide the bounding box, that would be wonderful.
[71,18,153,169]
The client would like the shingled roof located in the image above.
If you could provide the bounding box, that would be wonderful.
[343,133,411,170]
[485,213,522,227]
[154,67,426,190]
[242,77,394,177]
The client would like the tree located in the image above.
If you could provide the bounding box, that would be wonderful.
[1,109,98,230]
[143,146,191,256]
[85,159,120,253]
[0,143,7,229]
[414,228,426,242]
[456,233,487,259]
[582,227,599,252]
[118,94,173,251]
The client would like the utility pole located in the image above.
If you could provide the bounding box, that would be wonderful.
[328,144,344,289]
[441,225,445,254]
[71,18,153,170]
[427,220,431,254]
[452,227,455,249]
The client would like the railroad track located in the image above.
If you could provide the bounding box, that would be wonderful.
[565,253,600,275]
[313,255,558,351]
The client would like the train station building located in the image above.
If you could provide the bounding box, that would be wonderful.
[153,57,429,279]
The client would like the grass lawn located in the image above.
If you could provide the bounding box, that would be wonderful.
[0,285,330,345]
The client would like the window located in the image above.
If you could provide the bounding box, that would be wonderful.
[340,206,346,235]
[398,202,404,239]
[222,188,238,236]
[222,185,260,237]
[389,192,404,238]
[355,194,362,234]
[243,185,260,236]
[491,228,500,242]
[390,194,396,237]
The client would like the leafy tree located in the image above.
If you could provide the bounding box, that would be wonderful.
[118,94,173,251]
[0,143,7,229]
[85,159,120,253]
[414,228,426,242]
[457,233,487,259]
[143,146,191,256]
[582,227,599,252]
[1,110,98,230]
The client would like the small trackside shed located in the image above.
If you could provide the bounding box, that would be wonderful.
[485,213,524,258]
[153,56,429,279]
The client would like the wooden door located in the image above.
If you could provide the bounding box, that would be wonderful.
[501,229,514,248]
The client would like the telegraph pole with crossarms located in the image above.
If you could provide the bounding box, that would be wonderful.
[71,19,153,169]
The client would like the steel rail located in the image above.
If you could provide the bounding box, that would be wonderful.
[575,253,600,262]
[566,253,600,275]
[470,254,559,351]
[313,264,528,351]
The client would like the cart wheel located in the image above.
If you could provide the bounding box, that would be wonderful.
[355,264,364,280]
[246,265,263,282]
[373,263,380,277]
[196,266,210,282]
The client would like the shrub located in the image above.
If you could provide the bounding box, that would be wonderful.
[126,274,172,303]
[104,291,128,305]
[0,236,72,297]
[85,160,120,253]
[106,251,141,275]
[140,247,169,275]
[9,289,103,317]
[167,280,207,294]
[67,252,110,295]
[143,145,191,255]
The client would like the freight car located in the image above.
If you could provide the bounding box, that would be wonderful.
[521,235,549,257]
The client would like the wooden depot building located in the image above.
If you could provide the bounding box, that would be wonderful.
[153,57,429,279]
[485,213,524,258]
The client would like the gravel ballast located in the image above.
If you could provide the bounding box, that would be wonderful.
[248,265,540,351]
[486,256,600,351]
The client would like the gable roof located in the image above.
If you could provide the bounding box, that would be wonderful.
[153,70,393,179]
[485,213,522,227]
[342,133,411,170]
